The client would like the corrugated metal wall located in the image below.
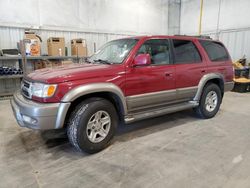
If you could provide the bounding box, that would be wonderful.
[202,28,250,62]
[0,26,133,56]
[2,26,250,62]
[180,0,250,62]
[219,29,250,61]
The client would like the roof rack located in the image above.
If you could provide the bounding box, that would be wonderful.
[174,35,212,40]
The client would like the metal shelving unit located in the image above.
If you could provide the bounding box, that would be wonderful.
[0,56,23,97]
[0,55,85,97]
[0,40,86,97]
[0,75,23,80]
[23,55,84,74]
[25,56,79,60]
[0,56,23,80]
[0,56,22,60]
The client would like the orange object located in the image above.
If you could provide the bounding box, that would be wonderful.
[25,33,41,56]
[47,85,56,97]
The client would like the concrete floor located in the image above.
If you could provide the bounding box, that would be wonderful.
[0,92,250,188]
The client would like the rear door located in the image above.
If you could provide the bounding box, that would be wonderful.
[199,40,233,82]
[171,39,207,102]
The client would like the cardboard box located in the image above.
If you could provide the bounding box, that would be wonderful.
[47,37,65,56]
[43,61,53,68]
[71,39,87,56]
[61,60,73,65]
[52,61,62,67]
[24,33,41,56]
[34,60,44,70]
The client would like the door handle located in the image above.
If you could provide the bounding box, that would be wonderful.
[165,72,173,77]
[201,70,206,73]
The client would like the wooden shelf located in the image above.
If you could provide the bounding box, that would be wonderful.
[0,75,23,80]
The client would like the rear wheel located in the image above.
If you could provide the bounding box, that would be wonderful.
[194,83,222,119]
[67,98,118,153]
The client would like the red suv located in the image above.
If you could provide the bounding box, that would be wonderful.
[11,35,234,153]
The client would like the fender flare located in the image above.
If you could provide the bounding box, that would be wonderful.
[193,73,224,101]
[61,82,128,115]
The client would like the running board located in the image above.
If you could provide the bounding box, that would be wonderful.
[124,101,199,124]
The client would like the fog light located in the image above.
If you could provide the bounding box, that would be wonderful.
[22,115,37,124]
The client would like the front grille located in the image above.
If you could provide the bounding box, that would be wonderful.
[21,79,32,99]
[22,89,29,98]
[23,81,30,88]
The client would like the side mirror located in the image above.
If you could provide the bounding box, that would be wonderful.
[132,54,151,67]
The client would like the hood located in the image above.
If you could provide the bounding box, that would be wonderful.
[27,63,114,83]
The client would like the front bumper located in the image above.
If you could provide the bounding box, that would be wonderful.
[11,91,70,130]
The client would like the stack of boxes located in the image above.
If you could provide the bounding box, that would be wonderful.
[25,35,88,70]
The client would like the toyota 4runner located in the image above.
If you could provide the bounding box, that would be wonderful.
[11,35,234,153]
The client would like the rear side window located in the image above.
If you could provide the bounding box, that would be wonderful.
[172,39,201,64]
[199,40,229,61]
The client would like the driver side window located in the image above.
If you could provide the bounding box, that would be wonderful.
[137,39,170,65]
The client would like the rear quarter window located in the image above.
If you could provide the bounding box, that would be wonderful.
[199,40,229,62]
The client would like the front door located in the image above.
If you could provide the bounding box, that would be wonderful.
[125,39,176,112]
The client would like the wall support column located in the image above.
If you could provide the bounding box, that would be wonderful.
[198,0,204,35]
[168,0,181,35]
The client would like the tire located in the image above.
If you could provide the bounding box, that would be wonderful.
[67,98,118,154]
[194,83,222,119]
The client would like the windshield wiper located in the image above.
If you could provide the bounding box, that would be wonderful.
[93,59,112,65]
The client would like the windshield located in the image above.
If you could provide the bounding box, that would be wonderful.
[89,39,138,64]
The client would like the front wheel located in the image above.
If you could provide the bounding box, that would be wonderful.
[67,98,118,154]
[194,83,222,119]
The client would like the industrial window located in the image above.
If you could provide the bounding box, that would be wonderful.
[199,40,229,62]
[172,39,202,64]
[137,39,170,65]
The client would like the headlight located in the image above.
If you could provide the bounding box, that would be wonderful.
[31,83,57,98]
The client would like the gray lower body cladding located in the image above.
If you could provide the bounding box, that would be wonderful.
[11,91,70,130]
[10,81,234,130]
